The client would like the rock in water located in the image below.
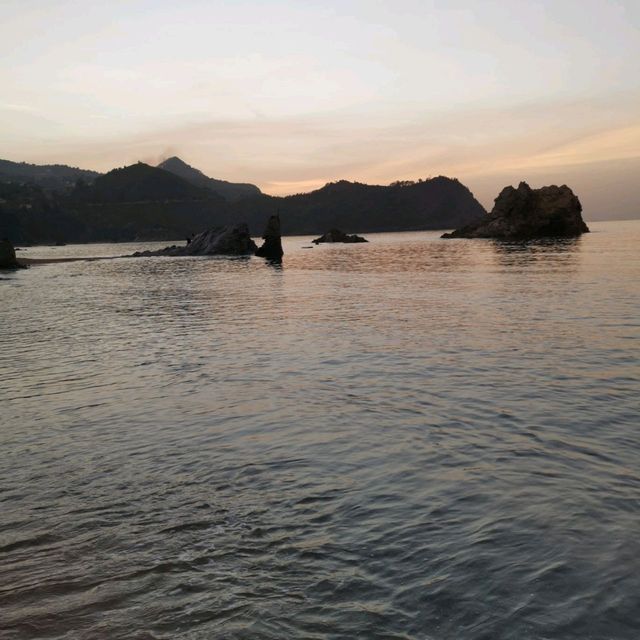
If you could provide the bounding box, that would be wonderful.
[442,182,589,240]
[312,229,368,244]
[186,224,257,255]
[132,224,257,257]
[0,238,25,269]
[255,214,284,259]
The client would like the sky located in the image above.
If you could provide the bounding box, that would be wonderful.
[1,0,639,219]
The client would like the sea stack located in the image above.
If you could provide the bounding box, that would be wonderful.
[255,214,284,259]
[442,182,589,240]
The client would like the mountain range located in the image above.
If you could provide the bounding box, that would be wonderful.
[0,157,486,244]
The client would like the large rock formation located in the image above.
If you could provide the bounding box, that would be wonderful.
[312,229,368,244]
[0,238,25,269]
[442,182,589,240]
[132,224,257,257]
[255,214,284,259]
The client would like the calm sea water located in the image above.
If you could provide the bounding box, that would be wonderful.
[1,222,639,640]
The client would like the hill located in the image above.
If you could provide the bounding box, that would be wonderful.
[61,163,229,241]
[0,163,230,244]
[233,176,486,235]
[1,160,486,244]
[72,162,215,203]
[0,159,100,193]
[158,157,261,201]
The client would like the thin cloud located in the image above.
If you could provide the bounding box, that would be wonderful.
[0,103,39,113]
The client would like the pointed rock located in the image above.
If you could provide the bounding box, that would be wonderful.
[255,214,284,259]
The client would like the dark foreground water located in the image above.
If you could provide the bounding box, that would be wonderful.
[1,222,639,640]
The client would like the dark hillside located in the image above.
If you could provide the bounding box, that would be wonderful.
[0,159,100,193]
[158,157,261,202]
[74,162,214,204]
[232,177,486,235]
[0,182,85,244]
[1,161,486,243]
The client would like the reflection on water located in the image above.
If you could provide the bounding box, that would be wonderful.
[285,235,487,273]
[1,222,639,640]
[489,236,582,269]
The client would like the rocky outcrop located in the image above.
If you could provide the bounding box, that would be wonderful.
[255,214,283,259]
[132,224,257,257]
[0,238,25,269]
[442,182,589,240]
[312,229,368,244]
[185,224,257,255]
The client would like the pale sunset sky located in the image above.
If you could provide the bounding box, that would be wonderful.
[1,0,639,218]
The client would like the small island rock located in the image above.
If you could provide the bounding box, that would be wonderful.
[442,182,589,240]
[312,229,368,244]
[255,214,284,259]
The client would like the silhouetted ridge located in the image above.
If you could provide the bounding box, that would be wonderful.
[74,162,216,203]
[231,175,486,235]
[1,156,486,243]
[158,156,261,202]
[0,158,100,192]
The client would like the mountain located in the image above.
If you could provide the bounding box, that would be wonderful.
[72,162,214,203]
[61,163,229,242]
[232,176,486,235]
[0,159,100,193]
[0,163,230,244]
[1,160,486,244]
[158,156,261,202]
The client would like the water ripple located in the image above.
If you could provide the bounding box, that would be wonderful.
[1,223,639,639]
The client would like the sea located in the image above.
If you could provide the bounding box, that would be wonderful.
[1,221,639,640]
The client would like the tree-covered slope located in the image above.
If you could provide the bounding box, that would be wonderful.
[158,157,261,202]
[72,162,216,203]
[232,177,486,235]
[1,160,486,243]
[0,159,100,193]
